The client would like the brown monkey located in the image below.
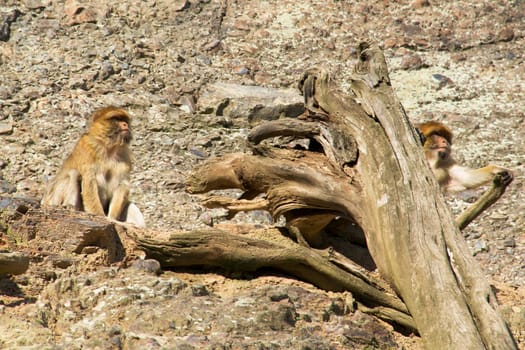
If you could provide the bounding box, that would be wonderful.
[417,121,512,192]
[42,106,145,227]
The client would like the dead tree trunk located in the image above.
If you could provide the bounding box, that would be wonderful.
[340,43,516,349]
[186,42,517,349]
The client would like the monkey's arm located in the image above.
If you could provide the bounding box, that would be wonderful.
[81,171,105,215]
[107,181,130,221]
[446,164,510,192]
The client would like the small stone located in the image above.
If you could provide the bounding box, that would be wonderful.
[400,54,425,70]
[137,75,147,84]
[131,259,162,275]
[179,95,196,113]
[497,27,514,42]
[64,0,102,26]
[412,0,430,9]
[42,270,57,281]
[100,63,115,80]
[191,284,209,296]
[383,38,398,49]
[431,73,453,89]
[327,298,346,316]
[472,240,488,255]
[198,212,214,226]
[0,10,21,42]
[174,0,190,12]
[81,246,100,254]
[235,297,256,307]
[235,67,250,75]
[0,122,13,135]
[269,291,289,302]
[51,256,74,269]
[24,0,51,10]
[189,147,208,159]
[503,237,516,248]
[203,39,221,52]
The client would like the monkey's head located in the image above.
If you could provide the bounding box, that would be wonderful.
[417,121,453,163]
[89,107,132,146]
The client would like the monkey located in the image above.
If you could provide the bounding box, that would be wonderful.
[417,121,513,192]
[42,106,145,227]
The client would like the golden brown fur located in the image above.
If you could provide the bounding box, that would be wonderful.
[417,121,512,192]
[42,107,145,227]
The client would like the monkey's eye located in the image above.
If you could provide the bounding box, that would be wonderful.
[111,116,128,123]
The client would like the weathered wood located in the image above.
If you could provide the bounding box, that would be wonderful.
[128,227,416,331]
[187,152,363,247]
[0,195,415,331]
[456,171,513,230]
[5,204,126,264]
[248,118,320,145]
[0,252,29,275]
[248,118,358,170]
[186,42,517,349]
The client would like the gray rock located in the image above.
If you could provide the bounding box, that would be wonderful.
[198,82,304,125]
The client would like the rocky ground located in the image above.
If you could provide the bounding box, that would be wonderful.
[0,0,524,349]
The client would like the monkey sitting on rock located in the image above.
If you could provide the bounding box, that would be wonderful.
[42,106,145,227]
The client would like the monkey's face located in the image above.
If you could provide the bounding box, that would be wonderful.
[102,116,132,145]
[425,134,451,162]
[115,118,132,144]
[89,107,133,146]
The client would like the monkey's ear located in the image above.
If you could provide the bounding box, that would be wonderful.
[415,127,426,145]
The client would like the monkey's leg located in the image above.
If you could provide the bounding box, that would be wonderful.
[81,175,106,215]
[42,169,83,210]
[107,183,130,220]
[64,170,83,210]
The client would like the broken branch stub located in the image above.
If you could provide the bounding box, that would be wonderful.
[456,170,514,230]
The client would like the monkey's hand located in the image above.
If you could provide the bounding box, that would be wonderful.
[493,169,514,188]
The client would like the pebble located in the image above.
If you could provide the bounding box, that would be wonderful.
[191,284,209,297]
[503,237,516,248]
[472,240,488,255]
[0,123,13,135]
[131,259,162,275]
[400,54,425,70]
[412,0,431,8]
[431,73,453,89]
[497,27,514,42]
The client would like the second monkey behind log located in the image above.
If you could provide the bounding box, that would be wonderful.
[417,121,513,192]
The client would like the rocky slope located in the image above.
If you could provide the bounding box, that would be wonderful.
[0,0,523,348]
